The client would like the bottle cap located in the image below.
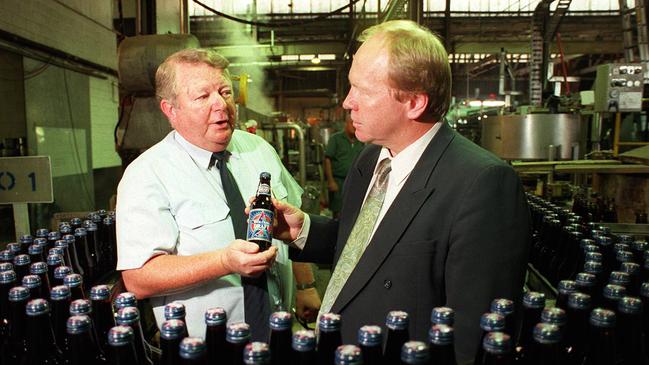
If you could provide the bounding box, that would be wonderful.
[0,250,14,262]
[608,271,630,287]
[28,244,43,256]
[29,262,47,275]
[541,307,566,326]
[603,284,627,301]
[428,324,454,346]
[568,292,592,310]
[70,299,92,315]
[480,312,505,332]
[7,243,21,255]
[114,292,137,309]
[160,319,186,340]
[53,266,72,280]
[533,323,561,344]
[205,307,227,326]
[34,238,47,248]
[633,240,648,252]
[35,228,49,238]
[0,270,17,284]
[617,234,633,244]
[386,310,409,330]
[618,296,643,314]
[490,298,514,316]
[0,262,13,272]
[14,254,30,267]
[244,342,271,364]
[47,231,61,241]
[616,250,634,263]
[70,217,82,226]
[226,322,251,344]
[90,285,111,301]
[259,172,272,180]
[620,262,640,275]
[580,239,596,250]
[583,261,603,275]
[400,341,429,364]
[292,330,316,352]
[103,216,114,225]
[19,235,33,244]
[46,254,63,267]
[74,227,87,237]
[115,306,140,325]
[48,247,64,257]
[62,235,75,244]
[269,311,292,330]
[335,344,362,365]
[64,273,83,288]
[67,314,91,334]
[596,235,612,247]
[85,222,98,232]
[589,308,616,328]
[641,282,649,298]
[8,286,30,302]
[319,312,342,332]
[50,285,71,301]
[26,298,50,316]
[558,281,577,295]
[60,225,72,235]
[108,325,134,346]
[22,274,41,289]
[430,306,455,325]
[482,332,512,355]
[585,252,603,262]
[164,301,186,320]
[54,240,68,249]
[358,325,383,347]
[523,291,546,309]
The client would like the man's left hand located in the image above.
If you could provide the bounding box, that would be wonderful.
[295,287,321,323]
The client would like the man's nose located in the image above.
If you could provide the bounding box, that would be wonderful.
[342,92,355,110]
[210,93,228,110]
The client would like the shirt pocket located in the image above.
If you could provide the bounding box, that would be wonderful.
[175,202,234,254]
[175,202,230,230]
[272,183,289,201]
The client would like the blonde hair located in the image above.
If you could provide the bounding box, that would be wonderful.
[155,48,231,105]
[359,20,452,121]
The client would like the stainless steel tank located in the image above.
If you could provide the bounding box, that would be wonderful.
[480,114,587,160]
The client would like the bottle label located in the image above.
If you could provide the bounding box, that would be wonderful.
[247,208,274,242]
[257,183,271,196]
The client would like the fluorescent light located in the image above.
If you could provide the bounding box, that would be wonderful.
[468,100,483,107]
[281,55,299,61]
[299,54,315,61]
[318,54,336,60]
[311,57,321,64]
[482,100,506,107]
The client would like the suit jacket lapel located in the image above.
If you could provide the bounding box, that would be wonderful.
[332,123,456,313]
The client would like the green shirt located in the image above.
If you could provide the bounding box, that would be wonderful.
[325,131,365,178]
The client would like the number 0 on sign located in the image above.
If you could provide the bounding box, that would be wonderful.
[0,156,53,203]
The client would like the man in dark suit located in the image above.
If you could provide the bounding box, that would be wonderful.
[271,20,530,363]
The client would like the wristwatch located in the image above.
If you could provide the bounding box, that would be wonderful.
[296,281,316,290]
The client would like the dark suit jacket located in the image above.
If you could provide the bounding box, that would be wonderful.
[291,122,530,362]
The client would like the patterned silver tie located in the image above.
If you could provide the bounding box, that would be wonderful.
[319,158,392,315]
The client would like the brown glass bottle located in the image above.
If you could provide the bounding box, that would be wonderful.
[20,298,65,365]
[107,325,140,365]
[160,319,186,365]
[384,310,410,365]
[292,330,316,365]
[90,285,115,354]
[66,314,108,365]
[317,313,342,365]
[244,342,271,365]
[115,306,153,365]
[478,332,513,365]
[50,284,72,355]
[400,341,429,365]
[473,313,506,364]
[5,286,30,364]
[582,308,617,365]
[617,296,646,365]
[205,307,227,365]
[164,301,189,338]
[358,325,384,365]
[428,324,457,365]
[268,311,292,365]
[247,172,274,251]
[226,322,252,365]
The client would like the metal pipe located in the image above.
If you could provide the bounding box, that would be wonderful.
[271,123,306,186]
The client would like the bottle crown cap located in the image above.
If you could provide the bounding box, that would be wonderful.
[160,319,186,340]
[244,342,271,364]
[558,281,577,295]
[8,286,30,301]
[580,239,596,249]
[480,312,505,332]
[603,284,627,300]
[114,292,137,309]
[0,262,13,272]
[115,306,140,325]
[164,301,186,320]
[618,296,643,314]
[585,252,603,262]
[482,332,512,355]
[54,240,68,249]
[358,325,383,346]
[292,330,316,352]
[335,344,362,364]
[386,310,409,330]
[533,323,562,344]
[0,250,15,261]
[490,298,514,315]
[74,227,87,237]
[108,325,134,346]
[50,284,71,300]
[26,298,50,316]
[0,270,17,284]
[70,299,92,315]
[53,266,72,280]
[541,307,566,326]
[67,314,91,334]
[35,228,49,238]
[226,322,251,343]
[7,243,21,254]
[62,234,75,244]
[428,324,454,346]
[13,254,30,266]
[400,341,429,364]
[616,250,634,263]
[28,244,42,255]
[19,235,33,244]
[90,285,111,300]
[523,291,546,308]
[590,308,616,327]
[430,306,455,325]
[64,273,83,288]
[568,292,592,309]
[319,312,342,332]
[46,254,62,266]
[596,235,611,246]
[269,311,292,330]
[205,307,227,326]
[22,274,41,289]
[583,261,603,274]
[47,231,61,241]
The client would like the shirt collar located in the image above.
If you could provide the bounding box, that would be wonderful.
[173,131,219,170]
[377,122,442,185]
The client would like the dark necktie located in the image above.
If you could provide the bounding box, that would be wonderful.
[211,151,270,341]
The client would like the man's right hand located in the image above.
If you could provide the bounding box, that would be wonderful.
[221,240,278,277]
[271,198,305,242]
[327,179,339,192]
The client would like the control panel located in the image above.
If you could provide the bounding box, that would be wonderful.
[594,63,644,112]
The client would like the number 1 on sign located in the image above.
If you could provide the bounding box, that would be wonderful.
[28,172,36,191]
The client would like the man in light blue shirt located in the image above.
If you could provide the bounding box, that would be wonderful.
[116,48,320,339]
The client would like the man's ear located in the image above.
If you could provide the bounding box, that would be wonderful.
[406,92,429,120]
[160,99,176,122]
